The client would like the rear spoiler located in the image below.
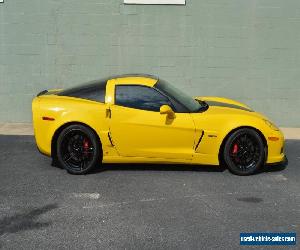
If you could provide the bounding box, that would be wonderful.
[37,90,48,97]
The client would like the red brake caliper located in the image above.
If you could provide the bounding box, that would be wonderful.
[83,138,89,157]
[232,144,238,154]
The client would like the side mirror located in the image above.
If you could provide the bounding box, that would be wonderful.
[160,105,176,119]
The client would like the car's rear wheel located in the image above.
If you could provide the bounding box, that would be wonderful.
[223,128,265,176]
[56,124,101,174]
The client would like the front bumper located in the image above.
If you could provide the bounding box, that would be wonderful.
[266,129,286,164]
[266,155,288,167]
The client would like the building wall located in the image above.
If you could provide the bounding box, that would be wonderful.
[0,0,300,126]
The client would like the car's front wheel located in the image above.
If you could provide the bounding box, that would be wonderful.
[56,124,101,174]
[223,128,266,176]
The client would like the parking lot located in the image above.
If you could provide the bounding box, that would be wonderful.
[0,135,299,249]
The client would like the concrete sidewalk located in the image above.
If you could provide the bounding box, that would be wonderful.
[0,123,34,136]
[0,122,299,139]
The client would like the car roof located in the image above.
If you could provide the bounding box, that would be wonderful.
[109,74,159,87]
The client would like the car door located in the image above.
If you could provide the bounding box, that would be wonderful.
[108,84,196,160]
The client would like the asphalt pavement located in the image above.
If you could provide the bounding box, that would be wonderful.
[0,136,299,249]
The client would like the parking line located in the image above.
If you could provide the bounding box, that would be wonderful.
[72,193,100,199]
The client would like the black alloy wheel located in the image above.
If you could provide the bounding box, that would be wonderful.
[56,124,101,174]
[223,128,265,175]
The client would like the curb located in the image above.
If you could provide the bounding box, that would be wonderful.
[0,123,34,136]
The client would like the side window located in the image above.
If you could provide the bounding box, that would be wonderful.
[115,85,172,112]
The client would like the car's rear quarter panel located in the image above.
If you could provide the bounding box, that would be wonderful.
[32,95,109,156]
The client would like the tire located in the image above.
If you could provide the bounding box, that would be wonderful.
[223,128,265,176]
[56,124,101,174]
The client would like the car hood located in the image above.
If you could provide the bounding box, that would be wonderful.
[194,96,269,121]
[195,96,252,111]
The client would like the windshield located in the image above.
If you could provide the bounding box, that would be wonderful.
[155,79,205,112]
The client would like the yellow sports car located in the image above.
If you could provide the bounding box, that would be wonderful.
[32,74,287,175]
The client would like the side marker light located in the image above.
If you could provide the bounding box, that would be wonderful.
[268,136,279,141]
[42,117,55,121]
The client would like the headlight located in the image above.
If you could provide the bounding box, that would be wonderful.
[264,119,279,131]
